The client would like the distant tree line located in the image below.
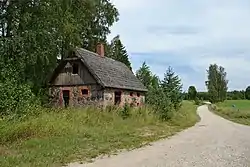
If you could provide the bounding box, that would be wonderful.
[184,89,249,101]
[183,91,210,101]
[183,63,250,102]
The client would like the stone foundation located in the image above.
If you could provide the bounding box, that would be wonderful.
[103,88,145,107]
[49,85,104,108]
[49,86,146,108]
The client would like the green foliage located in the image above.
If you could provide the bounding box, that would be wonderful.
[146,87,174,120]
[157,96,174,121]
[227,90,245,100]
[194,97,201,105]
[120,103,132,119]
[107,35,132,70]
[206,64,228,103]
[169,101,200,128]
[197,92,210,101]
[0,102,198,167]
[245,86,250,100]
[212,100,250,126]
[0,79,39,117]
[161,66,183,110]
[182,92,188,100]
[187,86,197,100]
[136,62,158,89]
[0,0,119,116]
[136,63,184,120]
[0,2,201,166]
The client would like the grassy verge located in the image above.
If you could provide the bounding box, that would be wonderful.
[0,101,198,167]
[210,100,250,126]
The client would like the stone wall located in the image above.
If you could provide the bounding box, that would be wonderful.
[49,86,146,108]
[49,85,104,108]
[103,88,146,107]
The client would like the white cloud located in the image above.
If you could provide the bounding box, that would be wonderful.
[108,0,250,91]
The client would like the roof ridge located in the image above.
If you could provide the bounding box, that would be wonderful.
[76,47,99,57]
[76,47,119,63]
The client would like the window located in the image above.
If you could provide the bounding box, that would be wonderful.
[81,89,88,95]
[137,93,141,97]
[130,92,133,96]
[72,64,79,74]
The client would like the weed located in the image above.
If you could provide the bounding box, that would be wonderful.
[212,100,250,126]
[0,101,198,167]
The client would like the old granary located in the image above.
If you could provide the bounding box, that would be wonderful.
[48,44,148,108]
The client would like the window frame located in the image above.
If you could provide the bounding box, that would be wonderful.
[81,89,89,96]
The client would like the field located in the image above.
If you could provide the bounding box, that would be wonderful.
[213,100,250,125]
[0,101,198,167]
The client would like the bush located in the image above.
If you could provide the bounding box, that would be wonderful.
[149,89,174,120]
[120,103,131,119]
[194,97,201,105]
[0,80,40,118]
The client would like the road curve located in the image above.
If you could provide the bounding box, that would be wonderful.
[68,105,250,167]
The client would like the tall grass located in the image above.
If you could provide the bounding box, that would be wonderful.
[211,100,250,125]
[0,101,198,167]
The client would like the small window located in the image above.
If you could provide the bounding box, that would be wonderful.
[137,93,141,97]
[81,89,88,95]
[130,92,133,96]
[72,64,79,74]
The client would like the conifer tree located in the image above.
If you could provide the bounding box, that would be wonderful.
[109,35,132,70]
[187,86,197,100]
[161,66,183,110]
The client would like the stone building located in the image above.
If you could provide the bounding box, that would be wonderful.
[48,44,147,108]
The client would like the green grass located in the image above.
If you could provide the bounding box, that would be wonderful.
[0,101,198,167]
[212,100,250,125]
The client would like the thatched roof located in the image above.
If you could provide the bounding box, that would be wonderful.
[50,48,148,92]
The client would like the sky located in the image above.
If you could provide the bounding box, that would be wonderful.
[107,0,250,92]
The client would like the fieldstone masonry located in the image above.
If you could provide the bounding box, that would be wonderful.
[49,85,104,108]
[48,46,147,108]
[50,86,145,108]
[103,88,145,107]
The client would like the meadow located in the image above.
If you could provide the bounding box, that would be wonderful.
[212,100,250,126]
[0,101,198,167]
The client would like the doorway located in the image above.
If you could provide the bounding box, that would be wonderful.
[62,90,70,108]
[114,91,122,105]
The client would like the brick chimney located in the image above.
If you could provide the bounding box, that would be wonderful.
[96,43,105,57]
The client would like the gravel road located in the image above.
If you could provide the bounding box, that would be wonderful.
[68,105,250,167]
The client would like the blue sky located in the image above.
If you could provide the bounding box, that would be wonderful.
[108,0,250,91]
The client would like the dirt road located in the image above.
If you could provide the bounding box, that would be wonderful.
[68,105,250,167]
